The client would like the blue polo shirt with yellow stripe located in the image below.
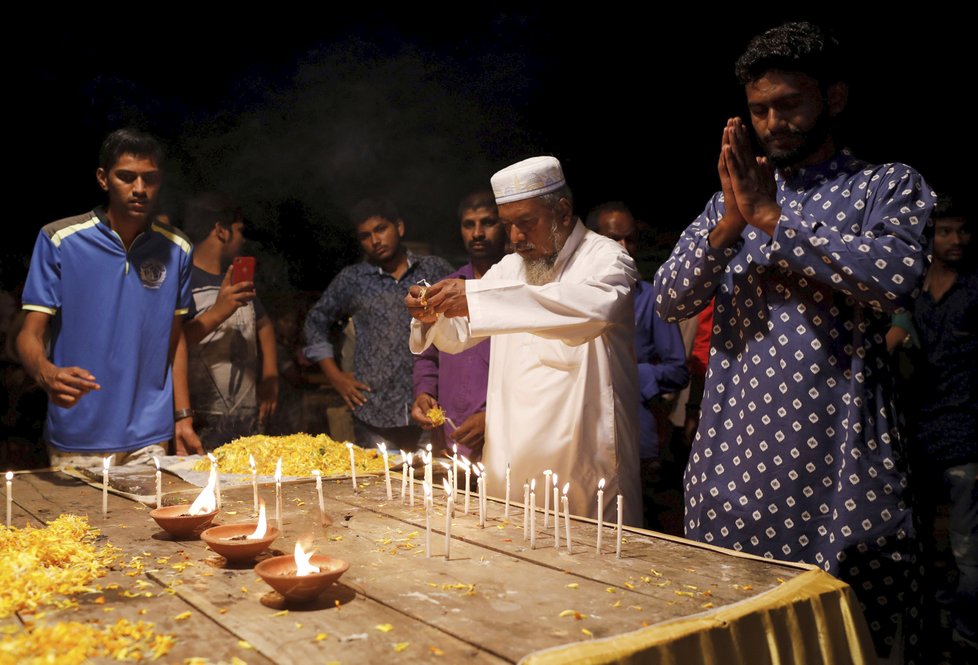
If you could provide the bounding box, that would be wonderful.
[22,207,193,452]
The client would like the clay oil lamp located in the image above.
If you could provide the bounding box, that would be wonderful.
[150,463,219,538]
[201,498,279,563]
[255,540,349,603]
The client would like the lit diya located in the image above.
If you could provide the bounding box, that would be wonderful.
[255,539,349,603]
[149,462,219,537]
[201,499,279,562]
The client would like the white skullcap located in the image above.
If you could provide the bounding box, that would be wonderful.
[491,156,566,205]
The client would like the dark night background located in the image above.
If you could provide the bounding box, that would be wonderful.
[2,9,969,295]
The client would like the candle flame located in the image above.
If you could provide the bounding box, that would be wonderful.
[562,482,570,496]
[294,540,320,576]
[423,480,432,498]
[531,479,536,491]
[153,456,160,470]
[553,473,558,487]
[426,443,432,453]
[188,465,217,515]
[598,478,606,490]
[377,441,387,455]
[477,462,485,471]
[422,451,431,465]
[247,499,268,539]
[459,456,471,470]
[102,456,112,470]
[274,458,283,482]
[399,449,406,459]
[406,452,413,466]
[442,478,453,496]
[472,465,482,478]
[438,461,451,471]
[544,469,552,476]
[249,454,256,472]
[453,443,458,454]
[5,471,12,481]
[312,469,321,478]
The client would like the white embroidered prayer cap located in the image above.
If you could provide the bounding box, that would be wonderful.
[491,156,566,205]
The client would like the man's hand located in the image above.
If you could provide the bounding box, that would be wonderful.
[213,266,256,320]
[710,118,750,249]
[411,393,439,429]
[723,117,780,235]
[425,279,469,319]
[450,411,486,456]
[405,285,439,324]
[174,418,204,455]
[39,365,100,408]
[329,370,372,411]
[257,375,279,426]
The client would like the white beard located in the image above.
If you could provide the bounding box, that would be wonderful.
[521,220,566,286]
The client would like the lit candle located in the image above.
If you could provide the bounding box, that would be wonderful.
[529,479,536,550]
[249,454,258,514]
[478,463,486,526]
[153,456,162,508]
[523,481,529,541]
[400,449,408,502]
[473,465,484,528]
[461,456,472,514]
[452,444,458,490]
[443,479,454,560]
[378,442,392,500]
[345,442,357,492]
[552,473,560,549]
[102,456,111,518]
[409,453,416,508]
[313,470,326,526]
[5,471,12,528]
[274,458,283,532]
[207,453,222,511]
[563,483,572,555]
[425,444,433,489]
[504,462,511,519]
[616,493,623,560]
[542,469,552,528]
[596,478,605,554]
[424,480,432,558]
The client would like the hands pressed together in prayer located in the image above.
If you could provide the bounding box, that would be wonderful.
[405,278,469,323]
[710,118,781,248]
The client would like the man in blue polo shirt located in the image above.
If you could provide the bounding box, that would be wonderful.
[17,128,204,465]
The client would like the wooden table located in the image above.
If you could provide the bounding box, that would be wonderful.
[3,469,876,664]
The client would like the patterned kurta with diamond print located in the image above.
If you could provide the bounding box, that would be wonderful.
[653,151,935,651]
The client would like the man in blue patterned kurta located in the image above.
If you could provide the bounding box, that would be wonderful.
[653,22,935,659]
[304,199,453,451]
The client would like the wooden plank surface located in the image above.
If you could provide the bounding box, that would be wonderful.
[6,469,811,664]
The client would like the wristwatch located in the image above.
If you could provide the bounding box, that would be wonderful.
[174,408,194,422]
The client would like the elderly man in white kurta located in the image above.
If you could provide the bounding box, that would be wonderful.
[407,157,642,525]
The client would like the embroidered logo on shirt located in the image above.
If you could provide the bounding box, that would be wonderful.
[139,259,167,289]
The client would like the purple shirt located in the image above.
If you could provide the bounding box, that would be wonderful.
[412,264,490,458]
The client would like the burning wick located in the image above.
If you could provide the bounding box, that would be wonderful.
[102,456,112,518]
[188,461,218,515]
[5,471,12,528]
[294,540,320,577]
[207,452,222,511]
[523,480,529,541]
[452,444,458,490]
[246,498,268,540]
[552,473,560,549]
[274,458,283,532]
[425,443,433,488]
[407,453,415,507]
[473,465,484,528]
[378,442,392,500]
[562,483,572,555]
[400,450,408,503]
[596,478,605,554]
[530,479,537,550]
[478,462,487,527]
[542,469,552,528]
[461,456,472,515]
[504,462,511,519]
[313,470,326,526]
[345,442,357,492]
[153,456,162,509]
[249,454,258,514]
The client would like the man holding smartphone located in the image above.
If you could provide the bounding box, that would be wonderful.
[181,193,278,449]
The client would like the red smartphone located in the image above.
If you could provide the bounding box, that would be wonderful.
[231,256,256,284]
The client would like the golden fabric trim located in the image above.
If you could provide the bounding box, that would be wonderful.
[22,304,57,315]
[151,223,192,254]
[50,215,99,248]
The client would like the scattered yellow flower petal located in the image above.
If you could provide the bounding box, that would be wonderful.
[429,645,445,656]
[174,611,192,621]
[238,640,253,649]
[393,642,410,652]
[375,624,394,633]
[581,628,593,637]
[606,587,616,593]
[565,583,579,589]
[316,633,328,641]
[701,602,714,609]
[623,582,635,589]
[612,600,622,608]
[295,622,303,629]
[272,610,289,617]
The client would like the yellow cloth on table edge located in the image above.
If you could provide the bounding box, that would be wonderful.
[521,567,876,665]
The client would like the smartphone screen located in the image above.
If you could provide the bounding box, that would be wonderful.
[231,256,256,284]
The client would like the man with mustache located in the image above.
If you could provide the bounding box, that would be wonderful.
[654,22,935,660]
[17,128,204,465]
[406,157,642,525]
[411,190,507,461]
[304,199,453,451]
